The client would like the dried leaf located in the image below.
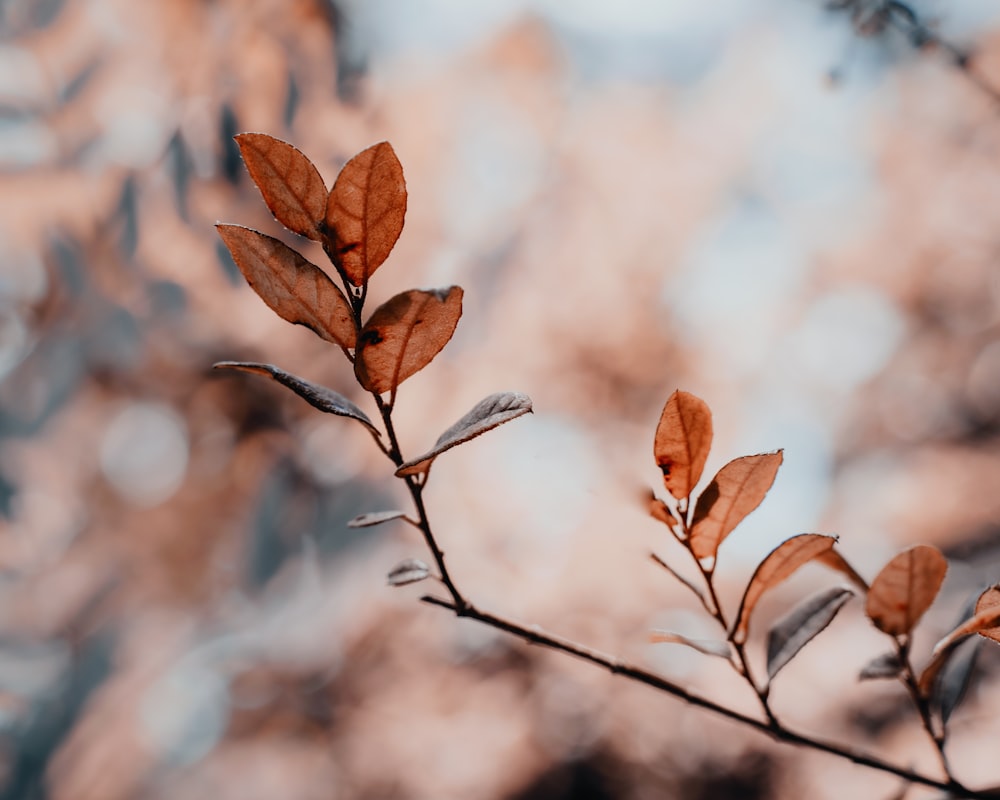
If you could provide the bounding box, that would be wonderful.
[348,510,409,528]
[212,362,377,432]
[936,637,980,723]
[647,492,678,528]
[326,141,406,285]
[731,534,839,644]
[918,603,1000,694]
[688,452,783,561]
[974,584,1000,644]
[356,287,463,395]
[387,558,431,587]
[216,225,356,350]
[859,651,904,681]
[814,548,870,592]
[766,585,854,680]
[235,133,327,239]
[865,545,947,636]
[396,392,532,476]
[653,390,713,500]
[649,631,732,659]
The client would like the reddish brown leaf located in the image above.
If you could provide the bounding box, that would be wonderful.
[654,390,713,500]
[355,287,463,395]
[814,548,870,592]
[918,602,1000,695]
[975,584,1000,644]
[731,534,838,644]
[688,452,783,561]
[647,492,677,528]
[235,133,328,240]
[865,544,947,636]
[396,392,532,476]
[326,141,407,286]
[216,224,356,350]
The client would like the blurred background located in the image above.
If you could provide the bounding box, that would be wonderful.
[2,0,1000,797]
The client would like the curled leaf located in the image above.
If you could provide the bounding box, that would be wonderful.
[356,287,463,395]
[649,631,732,659]
[326,141,407,286]
[653,390,713,500]
[918,600,1000,695]
[689,452,783,561]
[387,558,431,587]
[213,362,377,432]
[859,651,904,681]
[396,392,532,476]
[235,133,327,239]
[974,584,1000,644]
[865,545,947,636]
[348,510,409,528]
[216,224,356,350]
[766,585,854,680]
[731,533,839,644]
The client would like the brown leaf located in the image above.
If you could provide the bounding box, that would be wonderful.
[216,225,356,350]
[649,631,732,659]
[688,452,783,561]
[865,545,947,636]
[653,390,713,500]
[974,584,1000,644]
[387,558,431,587]
[325,141,406,286]
[355,287,463,395]
[647,492,677,528]
[814,548,870,592]
[918,602,1000,695]
[348,510,409,528]
[731,534,839,644]
[212,362,377,432]
[235,133,328,240]
[766,585,854,680]
[396,391,532,476]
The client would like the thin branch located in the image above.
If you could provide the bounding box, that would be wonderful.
[649,552,713,615]
[420,595,997,799]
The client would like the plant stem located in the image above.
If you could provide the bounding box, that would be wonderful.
[421,595,998,799]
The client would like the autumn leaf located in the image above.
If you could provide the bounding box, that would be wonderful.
[212,362,377,433]
[216,224,356,351]
[647,492,677,528]
[731,533,839,644]
[865,544,947,637]
[918,599,1000,695]
[766,585,854,680]
[653,390,713,500]
[326,141,407,286]
[974,584,1000,644]
[814,548,870,592]
[688,452,783,562]
[235,133,328,240]
[355,287,463,396]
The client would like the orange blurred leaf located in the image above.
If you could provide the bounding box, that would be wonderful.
[396,391,532,476]
[731,533,839,644]
[865,545,947,636]
[235,133,328,240]
[326,141,407,286]
[212,362,377,432]
[647,492,678,528]
[688,452,783,561]
[356,287,463,395]
[918,598,1000,695]
[766,585,854,680]
[216,225,356,351]
[974,584,1000,644]
[653,390,713,500]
